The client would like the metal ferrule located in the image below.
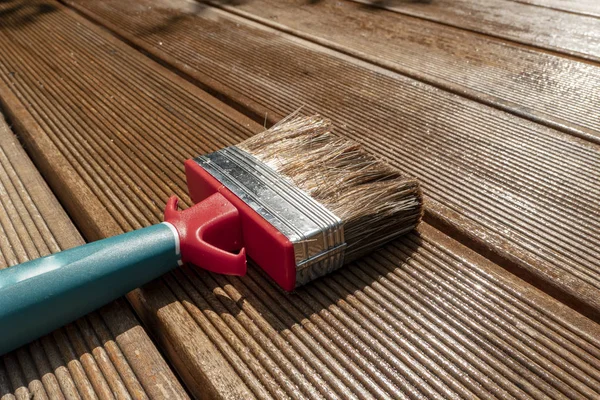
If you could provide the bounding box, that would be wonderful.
[195,146,346,283]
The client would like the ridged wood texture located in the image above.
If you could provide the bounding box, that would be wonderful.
[1,1,600,399]
[206,0,600,143]
[65,0,600,319]
[506,0,600,17]
[348,0,600,62]
[0,1,257,399]
[0,113,187,399]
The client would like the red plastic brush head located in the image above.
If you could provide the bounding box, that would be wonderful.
[166,115,422,291]
[184,158,303,291]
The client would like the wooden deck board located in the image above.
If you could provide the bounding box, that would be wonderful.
[505,0,600,18]
[0,112,188,399]
[64,0,600,320]
[0,2,257,399]
[195,0,600,143]
[348,0,600,62]
[1,1,600,398]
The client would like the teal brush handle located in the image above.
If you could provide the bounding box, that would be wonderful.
[0,223,181,355]
[0,193,247,356]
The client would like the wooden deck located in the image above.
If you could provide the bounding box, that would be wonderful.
[0,0,599,398]
[0,113,188,399]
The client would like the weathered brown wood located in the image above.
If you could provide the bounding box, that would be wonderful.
[0,1,257,399]
[507,0,600,18]
[63,0,600,321]
[2,0,600,398]
[191,0,600,143]
[347,0,600,62]
[0,112,188,399]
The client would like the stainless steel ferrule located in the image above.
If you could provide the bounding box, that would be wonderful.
[195,146,346,284]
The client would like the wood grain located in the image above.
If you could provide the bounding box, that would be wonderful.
[0,1,257,398]
[199,0,600,143]
[507,0,600,18]
[1,0,600,398]
[347,0,600,62]
[0,112,188,399]
[63,0,600,320]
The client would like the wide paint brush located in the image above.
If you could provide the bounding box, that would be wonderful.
[0,115,422,354]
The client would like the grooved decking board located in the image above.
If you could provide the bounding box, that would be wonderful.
[64,0,600,319]
[0,2,258,398]
[2,1,600,399]
[508,0,600,17]
[197,0,600,143]
[167,223,600,400]
[0,113,188,399]
[347,0,600,62]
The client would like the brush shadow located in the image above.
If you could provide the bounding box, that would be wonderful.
[243,236,420,335]
[175,233,420,339]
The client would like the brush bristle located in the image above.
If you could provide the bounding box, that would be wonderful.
[238,114,423,264]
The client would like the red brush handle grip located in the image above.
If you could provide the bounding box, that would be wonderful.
[164,193,246,275]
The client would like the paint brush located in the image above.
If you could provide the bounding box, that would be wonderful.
[0,114,422,354]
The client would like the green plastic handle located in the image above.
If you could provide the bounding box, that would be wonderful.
[0,223,181,355]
